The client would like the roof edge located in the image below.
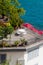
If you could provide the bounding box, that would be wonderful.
[0,40,43,52]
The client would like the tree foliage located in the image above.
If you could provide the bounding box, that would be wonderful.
[0,0,25,27]
[0,25,14,38]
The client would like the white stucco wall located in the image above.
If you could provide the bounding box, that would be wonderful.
[25,49,39,65]
[39,45,43,65]
[0,44,43,65]
[26,45,43,65]
[0,51,25,65]
[24,52,28,65]
[7,52,25,65]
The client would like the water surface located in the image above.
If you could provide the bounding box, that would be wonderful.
[19,0,43,30]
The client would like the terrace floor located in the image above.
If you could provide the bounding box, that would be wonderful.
[0,28,43,48]
[4,29,43,43]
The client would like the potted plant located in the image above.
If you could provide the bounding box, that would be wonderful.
[14,40,20,47]
[1,41,10,47]
[20,39,27,46]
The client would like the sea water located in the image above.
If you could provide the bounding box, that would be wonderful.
[19,0,43,30]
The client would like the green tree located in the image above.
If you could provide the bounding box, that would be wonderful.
[0,25,14,38]
[0,26,4,37]
[3,25,14,38]
[0,0,25,28]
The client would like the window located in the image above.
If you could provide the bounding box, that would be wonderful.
[0,54,6,64]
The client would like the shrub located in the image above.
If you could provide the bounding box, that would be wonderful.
[0,26,4,38]
[1,60,9,65]
[14,40,20,46]
[0,25,14,38]
[20,39,27,46]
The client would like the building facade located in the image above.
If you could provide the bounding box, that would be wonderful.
[0,40,43,65]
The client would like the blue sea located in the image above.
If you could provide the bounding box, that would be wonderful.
[19,0,43,30]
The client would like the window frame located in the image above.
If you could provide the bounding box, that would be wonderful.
[0,54,6,64]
